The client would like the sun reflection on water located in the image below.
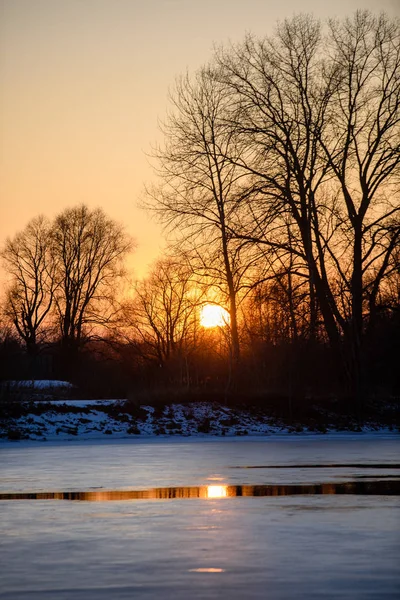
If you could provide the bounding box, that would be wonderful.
[206,485,228,499]
[189,568,225,573]
[1,479,394,503]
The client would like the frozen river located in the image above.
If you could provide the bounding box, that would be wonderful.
[1,435,399,599]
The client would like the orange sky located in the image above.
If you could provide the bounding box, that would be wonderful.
[1,0,398,281]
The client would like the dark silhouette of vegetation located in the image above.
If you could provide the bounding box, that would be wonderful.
[146,70,252,368]
[52,205,133,355]
[1,216,55,355]
[1,205,133,378]
[0,12,399,425]
[145,10,400,410]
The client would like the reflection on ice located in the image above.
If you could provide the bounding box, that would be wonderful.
[1,438,399,600]
[1,478,399,501]
[189,568,225,573]
[207,485,228,498]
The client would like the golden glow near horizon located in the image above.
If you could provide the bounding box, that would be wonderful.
[200,305,230,328]
[1,1,396,282]
[206,485,228,499]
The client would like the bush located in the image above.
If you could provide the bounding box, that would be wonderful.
[7,428,22,441]
[197,417,211,433]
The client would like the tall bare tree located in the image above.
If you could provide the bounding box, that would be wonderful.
[319,12,400,392]
[51,205,133,352]
[146,69,251,366]
[216,16,344,345]
[1,216,55,354]
[215,11,400,400]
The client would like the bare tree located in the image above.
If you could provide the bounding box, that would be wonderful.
[146,69,251,367]
[1,216,55,354]
[319,12,400,394]
[216,15,345,345]
[215,11,400,401]
[51,205,133,352]
[129,258,199,361]
[125,257,205,385]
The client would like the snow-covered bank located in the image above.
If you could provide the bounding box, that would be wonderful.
[1,400,398,442]
[3,380,74,390]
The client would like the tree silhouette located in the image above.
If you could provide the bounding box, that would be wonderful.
[146,69,250,367]
[51,205,133,353]
[214,11,400,402]
[1,216,55,354]
[127,257,202,374]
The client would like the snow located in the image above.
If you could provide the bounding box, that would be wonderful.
[49,399,117,406]
[1,399,398,442]
[3,380,74,389]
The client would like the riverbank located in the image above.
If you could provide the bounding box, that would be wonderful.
[1,397,398,442]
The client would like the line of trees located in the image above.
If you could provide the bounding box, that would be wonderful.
[1,206,133,361]
[0,12,399,405]
[146,11,400,405]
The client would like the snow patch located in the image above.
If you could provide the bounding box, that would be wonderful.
[1,400,398,442]
[3,380,74,390]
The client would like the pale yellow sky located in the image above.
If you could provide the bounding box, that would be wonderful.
[1,0,399,279]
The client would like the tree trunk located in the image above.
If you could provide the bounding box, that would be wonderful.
[350,221,364,412]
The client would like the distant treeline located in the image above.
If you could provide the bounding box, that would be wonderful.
[1,12,399,410]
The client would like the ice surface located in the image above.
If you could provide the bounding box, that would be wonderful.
[1,435,399,492]
[0,437,399,599]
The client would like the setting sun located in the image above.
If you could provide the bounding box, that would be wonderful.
[200,305,230,328]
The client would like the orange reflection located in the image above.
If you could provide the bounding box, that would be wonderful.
[189,568,225,573]
[1,479,398,502]
[207,485,228,499]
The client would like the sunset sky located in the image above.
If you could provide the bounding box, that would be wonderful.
[1,0,399,279]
